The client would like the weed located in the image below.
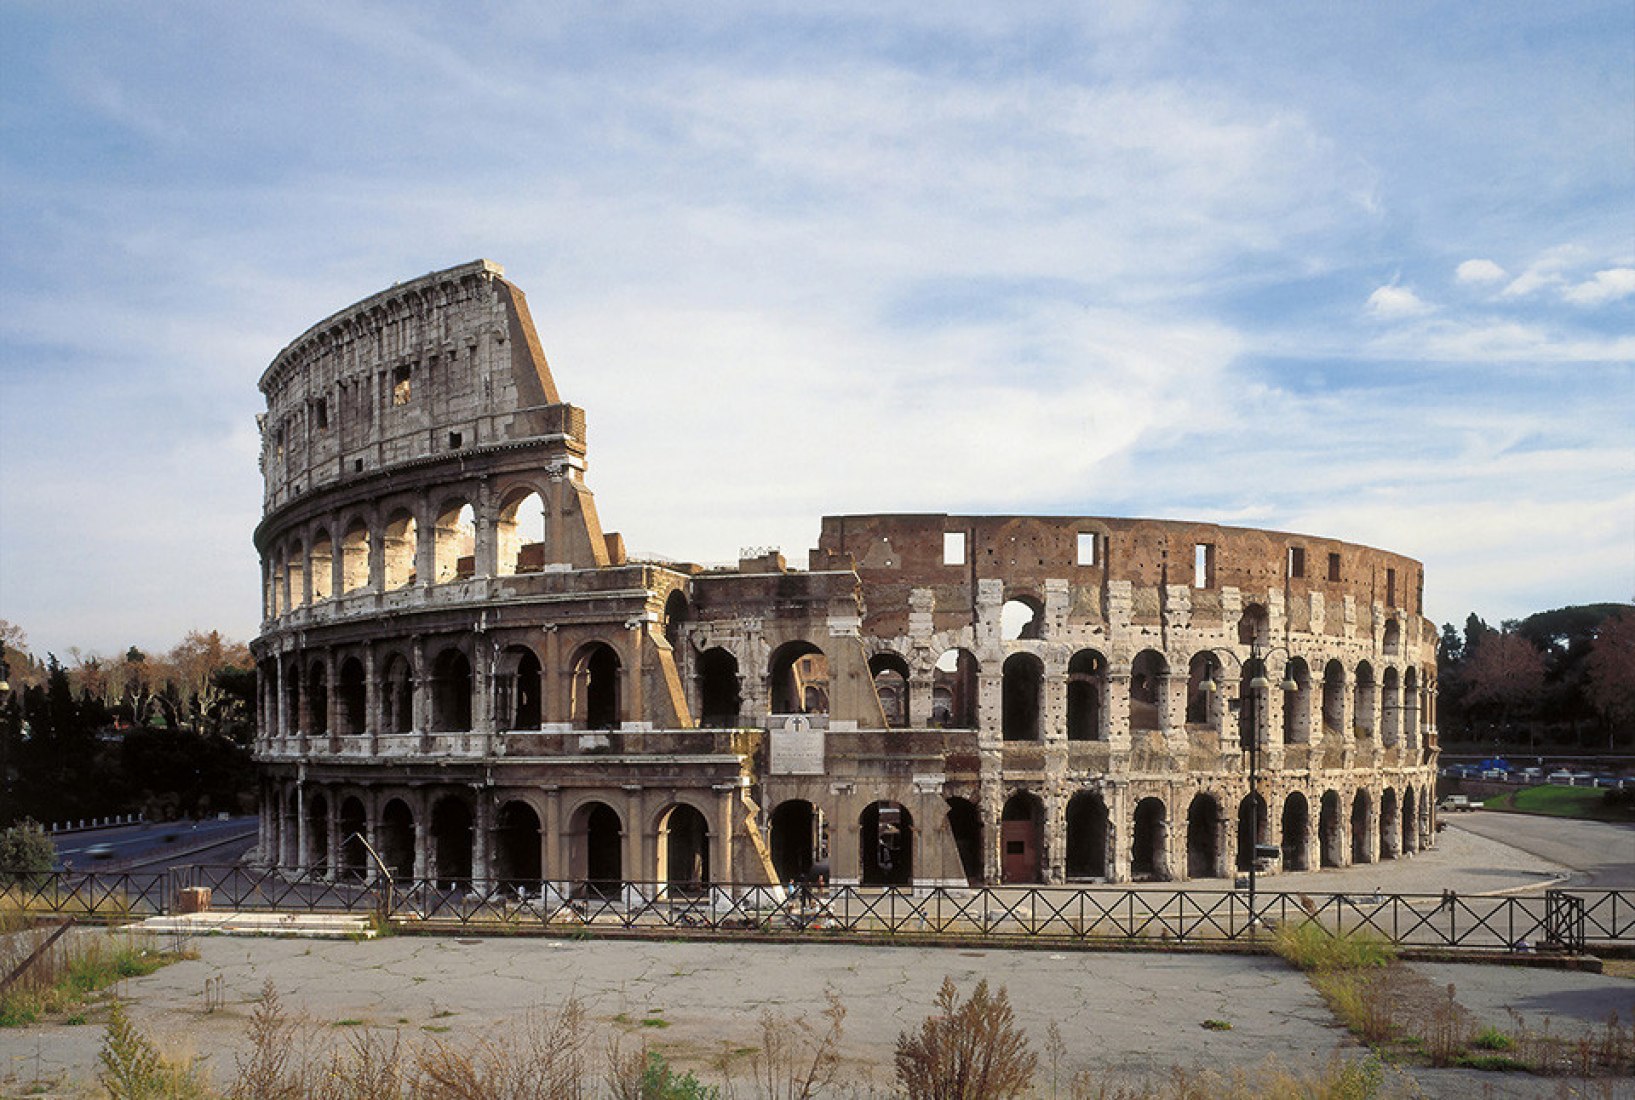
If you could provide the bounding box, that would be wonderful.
[98,1001,210,1100]
[1201,1019,1232,1031]
[1271,923,1395,973]
[1471,1025,1513,1051]
[895,977,1035,1100]
[336,1019,364,1027]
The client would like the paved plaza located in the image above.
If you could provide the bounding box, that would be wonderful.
[3,816,1632,1098]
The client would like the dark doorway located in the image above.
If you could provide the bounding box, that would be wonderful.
[661,804,710,892]
[494,801,542,888]
[1187,794,1223,879]
[1282,792,1310,871]
[860,802,912,887]
[945,797,983,885]
[1000,791,1043,883]
[769,800,821,883]
[1065,792,1108,880]
[431,797,473,890]
[379,799,415,880]
[1132,798,1167,880]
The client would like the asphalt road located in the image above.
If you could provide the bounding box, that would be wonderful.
[1443,811,1635,889]
[50,815,258,872]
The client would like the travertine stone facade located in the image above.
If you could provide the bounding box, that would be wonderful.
[253,260,1439,894]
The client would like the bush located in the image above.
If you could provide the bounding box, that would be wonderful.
[0,819,55,884]
[895,977,1035,1100]
[1271,922,1395,973]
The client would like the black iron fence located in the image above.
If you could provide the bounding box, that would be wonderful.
[6,866,1632,954]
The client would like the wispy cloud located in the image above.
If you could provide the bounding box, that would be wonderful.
[1366,284,1432,319]
[1564,267,1635,307]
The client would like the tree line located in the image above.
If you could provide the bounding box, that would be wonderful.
[1436,603,1635,750]
[0,620,255,828]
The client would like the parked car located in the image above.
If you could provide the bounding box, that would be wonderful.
[1438,794,1475,812]
[1546,770,1575,785]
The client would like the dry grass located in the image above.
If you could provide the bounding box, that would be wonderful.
[893,978,1036,1100]
[0,921,184,1027]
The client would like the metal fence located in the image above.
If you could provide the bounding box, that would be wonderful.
[6,866,1632,954]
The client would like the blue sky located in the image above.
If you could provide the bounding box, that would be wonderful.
[1,1,1631,659]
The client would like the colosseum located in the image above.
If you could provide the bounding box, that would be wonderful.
[251,259,1440,895]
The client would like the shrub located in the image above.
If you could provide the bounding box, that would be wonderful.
[895,977,1035,1100]
[1271,922,1395,973]
[98,1001,210,1100]
[0,819,55,885]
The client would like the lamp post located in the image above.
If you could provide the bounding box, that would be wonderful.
[1204,641,1297,930]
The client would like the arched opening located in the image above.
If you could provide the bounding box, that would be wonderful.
[1237,603,1269,647]
[1186,652,1219,726]
[1281,792,1310,871]
[932,648,978,728]
[286,541,306,609]
[1131,798,1168,881]
[1383,618,1401,656]
[1381,668,1402,746]
[305,662,329,736]
[1353,662,1376,738]
[860,801,912,887]
[572,801,623,898]
[1238,663,1267,752]
[494,801,542,888]
[336,658,366,736]
[1001,596,1044,641]
[663,591,688,655]
[431,796,473,889]
[341,520,371,593]
[309,532,333,601]
[379,799,415,880]
[1065,791,1108,880]
[433,500,476,583]
[1283,658,1312,744]
[572,642,621,729]
[944,797,983,885]
[658,804,710,892]
[338,797,367,881]
[869,652,911,728]
[1319,791,1343,868]
[1379,788,1400,860]
[498,646,543,730]
[305,792,328,874]
[1403,668,1421,751]
[430,649,473,732]
[769,641,827,715]
[1001,653,1043,741]
[1186,794,1224,879]
[1402,785,1419,854]
[770,800,822,883]
[383,654,414,734]
[383,511,417,590]
[1351,790,1373,864]
[1066,650,1105,741]
[1000,791,1043,883]
[497,490,547,576]
[697,648,742,727]
[1322,661,1346,735]
[1129,650,1167,732]
[1235,793,1268,873]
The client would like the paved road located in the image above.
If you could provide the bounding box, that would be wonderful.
[1440,812,1635,889]
[51,816,257,872]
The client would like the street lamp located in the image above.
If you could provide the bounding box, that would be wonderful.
[1204,641,1297,929]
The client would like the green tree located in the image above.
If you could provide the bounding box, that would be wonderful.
[0,819,55,881]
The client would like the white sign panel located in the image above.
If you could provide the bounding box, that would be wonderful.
[771,715,826,775]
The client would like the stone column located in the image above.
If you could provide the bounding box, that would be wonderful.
[364,801,380,886]
[1105,670,1131,751]
[472,790,493,894]
[412,802,430,884]
[325,794,341,881]
[411,636,430,746]
[365,643,380,754]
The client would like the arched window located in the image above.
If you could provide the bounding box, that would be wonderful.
[1322,660,1346,735]
[860,802,912,886]
[380,799,415,880]
[769,641,826,716]
[1283,658,1312,744]
[932,648,978,729]
[433,500,476,583]
[431,649,473,732]
[572,642,621,728]
[1131,798,1168,880]
[498,646,542,730]
[1001,653,1043,741]
[1185,652,1219,725]
[309,532,334,601]
[431,796,473,889]
[382,654,414,734]
[341,520,371,593]
[869,652,911,728]
[1186,793,1224,879]
[1129,650,1167,732]
[1281,792,1310,871]
[383,511,417,590]
[286,541,306,608]
[1237,603,1269,647]
[1065,792,1109,879]
[658,804,710,891]
[697,648,741,727]
[1001,596,1044,641]
[497,490,547,576]
[1066,650,1105,741]
[663,591,689,653]
[571,801,623,897]
[1381,667,1401,746]
[495,801,542,886]
[1383,618,1401,656]
[336,657,366,736]
[305,662,329,736]
[1353,662,1376,737]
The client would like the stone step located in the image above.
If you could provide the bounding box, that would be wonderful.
[137,911,375,939]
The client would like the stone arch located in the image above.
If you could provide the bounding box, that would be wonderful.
[379,798,415,880]
[338,796,367,880]
[305,660,329,736]
[1404,667,1421,749]
[568,800,623,897]
[432,498,476,583]
[1353,661,1376,737]
[663,591,689,654]
[1000,790,1044,883]
[860,801,912,887]
[1131,797,1169,881]
[1351,789,1373,864]
[340,518,371,593]
[570,641,622,728]
[1322,660,1347,735]
[932,648,979,728]
[1237,602,1270,647]
[336,657,366,736]
[494,799,543,887]
[770,799,821,883]
[769,640,826,715]
[1381,667,1402,746]
[1236,790,1269,873]
[1283,657,1312,744]
[1185,651,1219,725]
[1129,650,1167,732]
[656,802,711,891]
[305,790,329,874]
[1186,792,1225,879]
[497,645,543,730]
[1402,785,1419,854]
[1281,791,1310,871]
[309,530,333,601]
[430,648,473,732]
[869,651,911,728]
[496,488,547,576]
[697,647,742,727]
[1379,787,1400,859]
[285,539,306,608]
[1001,594,1044,641]
[1001,652,1044,741]
[382,509,417,590]
[944,797,983,885]
[1383,618,1402,656]
[1065,790,1109,880]
[431,795,473,889]
[1319,789,1344,868]
[1066,650,1106,741]
[381,652,414,734]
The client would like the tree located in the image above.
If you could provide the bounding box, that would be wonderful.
[1586,607,1635,743]
[0,819,55,882]
[1460,629,1547,736]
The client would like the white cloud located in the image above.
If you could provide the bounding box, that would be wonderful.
[1563,267,1635,306]
[1455,258,1505,284]
[1366,284,1431,319]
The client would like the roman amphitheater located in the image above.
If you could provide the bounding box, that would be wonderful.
[251,260,1439,894]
